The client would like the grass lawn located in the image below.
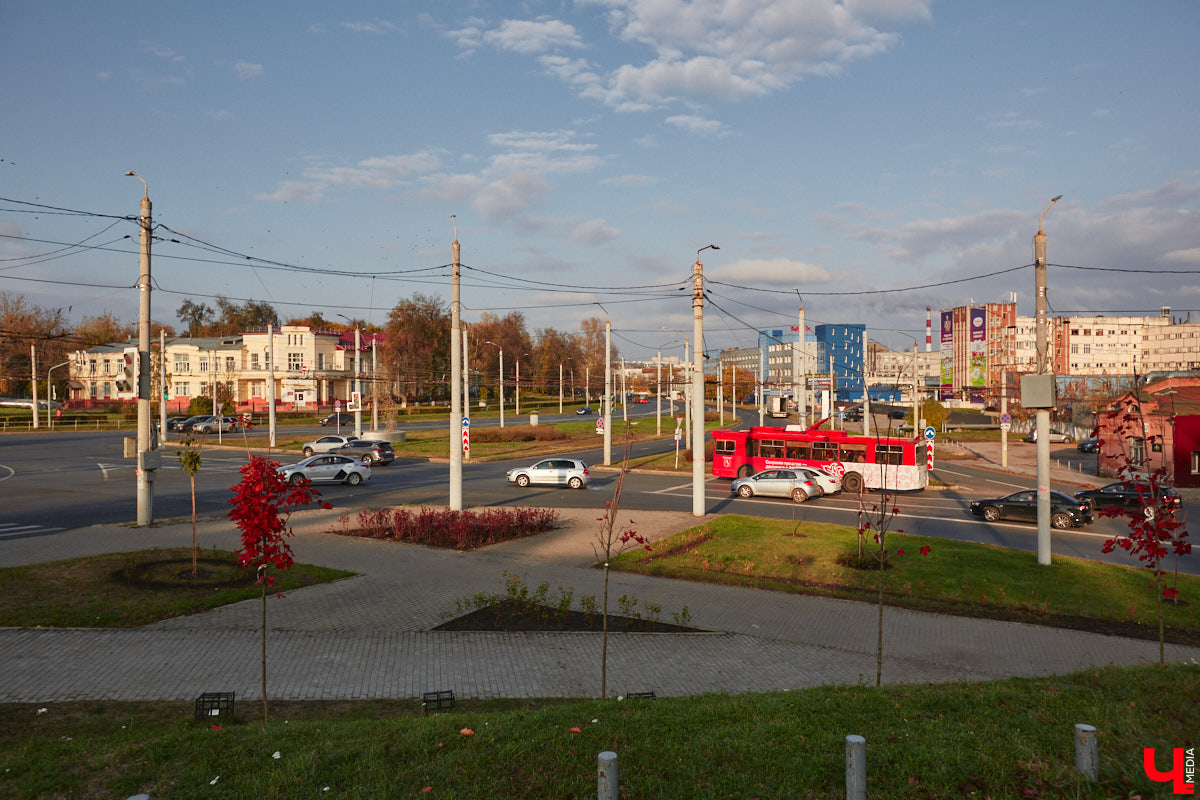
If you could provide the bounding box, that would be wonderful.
[0,664,1193,799]
[0,548,354,628]
[611,515,1200,645]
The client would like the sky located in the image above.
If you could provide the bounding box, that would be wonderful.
[2,0,1199,359]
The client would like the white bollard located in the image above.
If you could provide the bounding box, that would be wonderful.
[845,734,867,800]
[1074,723,1098,781]
[597,750,619,800]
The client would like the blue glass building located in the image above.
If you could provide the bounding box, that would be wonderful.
[814,323,866,402]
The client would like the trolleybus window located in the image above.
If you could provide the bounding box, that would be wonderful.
[760,439,785,458]
[876,444,904,465]
[785,441,811,460]
[841,444,867,463]
[811,442,839,461]
[715,439,736,456]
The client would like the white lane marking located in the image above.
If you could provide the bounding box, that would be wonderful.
[933,467,971,476]
[0,464,14,481]
[987,478,1029,489]
[0,522,66,539]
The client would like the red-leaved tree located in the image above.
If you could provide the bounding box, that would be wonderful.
[229,456,329,720]
[1096,396,1192,665]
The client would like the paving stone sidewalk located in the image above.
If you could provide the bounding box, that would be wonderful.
[2,506,1197,703]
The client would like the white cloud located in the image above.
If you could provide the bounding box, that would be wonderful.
[1162,247,1200,265]
[207,109,233,121]
[473,172,552,223]
[255,180,328,203]
[234,60,264,79]
[983,112,1042,131]
[484,18,583,54]
[665,114,729,136]
[1090,108,1112,120]
[339,20,397,34]
[259,152,442,203]
[710,258,830,284]
[569,218,623,244]
[488,130,596,152]
[142,42,185,63]
[601,174,658,186]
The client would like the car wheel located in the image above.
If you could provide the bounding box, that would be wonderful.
[1081,498,1096,512]
[516,474,530,487]
[1063,436,1072,444]
[289,473,306,485]
[1051,512,1074,529]
[737,484,754,498]
[790,488,808,502]
[737,465,753,478]
[568,476,583,489]
[842,472,863,494]
[811,485,825,498]
[303,447,314,457]
[983,506,1001,522]
[346,472,363,486]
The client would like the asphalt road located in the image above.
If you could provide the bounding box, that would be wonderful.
[2,416,1195,576]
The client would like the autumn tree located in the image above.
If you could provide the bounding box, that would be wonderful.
[0,291,69,395]
[176,299,214,336]
[381,293,451,401]
[531,327,583,395]
[580,316,619,399]
[468,311,533,400]
[74,311,134,348]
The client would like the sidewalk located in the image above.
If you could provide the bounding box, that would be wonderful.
[2,501,1197,703]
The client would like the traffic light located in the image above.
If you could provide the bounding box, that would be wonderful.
[116,347,138,398]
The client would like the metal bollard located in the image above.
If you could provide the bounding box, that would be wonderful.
[845,734,866,800]
[597,750,619,800]
[1074,723,1098,781]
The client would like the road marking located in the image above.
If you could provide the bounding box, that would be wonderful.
[987,478,1028,489]
[0,465,13,481]
[933,467,971,476]
[0,522,66,540]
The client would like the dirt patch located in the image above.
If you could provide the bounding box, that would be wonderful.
[434,599,702,633]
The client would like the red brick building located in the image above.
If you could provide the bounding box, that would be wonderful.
[1095,377,1200,487]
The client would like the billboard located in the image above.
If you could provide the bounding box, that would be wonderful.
[939,310,953,389]
[968,306,986,388]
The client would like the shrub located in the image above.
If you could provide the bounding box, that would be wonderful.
[468,425,568,444]
[335,506,559,550]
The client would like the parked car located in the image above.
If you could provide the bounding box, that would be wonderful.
[163,416,189,431]
[192,415,238,434]
[1024,428,1073,444]
[969,490,1093,529]
[175,415,208,433]
[795,466,843,497]
[277,454,371,486]
[319,412,356,427]
[844,408,863,422]
[576,407,593,415]
[634,397,649,404]
[332,439,395,465]
[888,409,908,420]
[1074,481,1181,519]
[730,468,820,503]
[506,458,590,489]
[301,434,359,457]
[1077,437,1099,453]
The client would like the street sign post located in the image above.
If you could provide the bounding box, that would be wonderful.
[462,417,470,454]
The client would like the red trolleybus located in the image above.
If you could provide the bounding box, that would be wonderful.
[711,424,928,493]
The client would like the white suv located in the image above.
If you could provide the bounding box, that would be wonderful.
[506,458,590,489]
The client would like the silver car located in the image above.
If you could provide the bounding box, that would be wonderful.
[278,454,371,486]
[730,468,820,502]
[506,458,590,489]
[192,415,239,434]
[302,434,359,457]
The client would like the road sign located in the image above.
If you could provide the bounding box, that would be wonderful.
[999,412,1011,425]
[595,417,605,435]
[923,426,936,440]
[335,399,341,410]
[1000,422,1011,432]
[462,417,470,454]
[927,440,934,470]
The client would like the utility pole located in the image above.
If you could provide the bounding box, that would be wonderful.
[267,324,276,447]
[126,171,155,526]
[1001,368,1008,468]
[693,245,717,517]
[159,329,167,443]
[621,357,627,424]
[1034,195,1062,565]
[558,362,563,415]
[449,216,463,511]
[683,338,691,447]
[371,336,378,431]
[462,327,470,463]
[603,317,611,465]
[911,342,920,432]
[656,350,662,435]
[30,344,38,429]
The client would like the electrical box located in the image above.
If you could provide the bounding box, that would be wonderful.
[1020,374,1057,409]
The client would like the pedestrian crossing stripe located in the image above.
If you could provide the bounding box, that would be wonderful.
[0,522,66,540]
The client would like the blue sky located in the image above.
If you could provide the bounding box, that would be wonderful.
[2,0,1198,358]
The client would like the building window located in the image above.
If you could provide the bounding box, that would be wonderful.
[288,352,303,370]
[1192,451,1200,475]
[318,353,326,370]
[1129,437,1145,468]
[225,357,236,372]
[89,382,97,397]
[174,355,190,372]
[174,382,189,397]
[199,359,208,373]
[102,382,112,397]
[103,360,111,374]
[89,358,96,373]
[199,382,209,397]
[251,353,260,369]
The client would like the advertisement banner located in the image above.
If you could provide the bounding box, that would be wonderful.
[969,306,987,388]
[939,310,953,388]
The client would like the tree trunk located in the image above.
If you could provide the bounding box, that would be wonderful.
[261,577,268,721]
[601,564,610,699]
[190,474,197,576]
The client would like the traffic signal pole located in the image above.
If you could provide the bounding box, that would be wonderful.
[127,172,156,526]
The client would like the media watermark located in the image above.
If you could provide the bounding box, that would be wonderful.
[1144,747,1196,795]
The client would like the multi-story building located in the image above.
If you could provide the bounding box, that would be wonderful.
[814,323,866,402]
[67,325,382,412]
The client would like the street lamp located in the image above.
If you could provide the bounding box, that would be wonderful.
[337,314,363,438]
[1034,194,1062,566]
[483,341,504,427]
[692,244,718,517]
[515,352,531,416]
[125,170,155,526]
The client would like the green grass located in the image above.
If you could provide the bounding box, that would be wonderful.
[0,548,355,628]
[611,515,1200,643]
[0,664,1193,799]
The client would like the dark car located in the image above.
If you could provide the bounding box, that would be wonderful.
[320,412,356,427]
[164,416,189,431]
[969,490,1093,529]
[1077,437,1099,453]
[175,415,208,432]
[1074,481,1181,519]
[576,406,593,415]
[332,439,395,465]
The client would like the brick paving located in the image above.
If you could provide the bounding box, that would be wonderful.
[2,496,1198,704]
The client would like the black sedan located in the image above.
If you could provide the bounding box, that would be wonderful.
[969,490,1093,529]
[1074,481,1181,519]
[576,407,593,415]
[320,412,357,427]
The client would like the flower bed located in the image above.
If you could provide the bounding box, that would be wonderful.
[334,506,559,550]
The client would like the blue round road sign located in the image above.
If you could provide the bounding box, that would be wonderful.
[923,426,936,440]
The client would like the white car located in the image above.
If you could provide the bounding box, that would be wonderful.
[302,434,359,457]
[506,458,590,489]
[278,454,371,486]
[1024,428,1073,444]
[795,467,842,497]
